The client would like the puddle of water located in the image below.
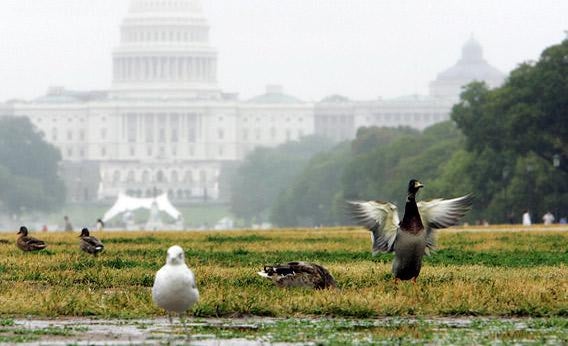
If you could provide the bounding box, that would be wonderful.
[0,317,564,345]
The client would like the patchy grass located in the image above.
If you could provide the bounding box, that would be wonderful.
[0,228,566,318]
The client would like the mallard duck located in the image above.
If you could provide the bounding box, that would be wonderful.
[348,179,472,282]
[152,245,199,320]
[79,228,104,256]
[258,261,337,289]
[16,226,47,252]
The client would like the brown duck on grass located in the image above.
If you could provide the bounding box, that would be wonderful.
[348,179,473,283]
[79,228,104,256]
[258,261,337,289]
[16,226,47,252]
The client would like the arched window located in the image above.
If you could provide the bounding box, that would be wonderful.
[113,170,121,183]
[142,170,150,183]
[157,170,165,183]
[127,170,135,183]
[171,170,179,183]
[184,171,193,183]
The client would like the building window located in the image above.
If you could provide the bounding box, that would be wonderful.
[127,113,137,142]
[255,128,261,140]
[219,146,224,157]
[130,147,136,157]
[79,130,85,141]
[218,128,224,140]
[147,147,153,157]
[188,115,197,143]
[270,127,276,139]
[113,170,121,183]
[242,129,249,141]
[127,171,135,183]
[286,129,292,141]
[101,128,107,140]
[67,131,73,141]
[67,148,73,157]
[145,114,154,142]
[52,128,58,141]
[101,147,107,157]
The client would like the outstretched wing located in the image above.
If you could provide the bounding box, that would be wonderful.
[417,194,473,252]
[347,201,400,254]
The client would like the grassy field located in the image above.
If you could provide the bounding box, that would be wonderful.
[0,227,566,319]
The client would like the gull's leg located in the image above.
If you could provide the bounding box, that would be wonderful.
[181,312,191,341]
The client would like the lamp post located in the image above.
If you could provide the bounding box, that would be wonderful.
[553,154,561,222]
[526,164,534,217]
[502,167,510,223]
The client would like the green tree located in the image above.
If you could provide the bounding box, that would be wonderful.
[0,117,66,215]
[230,136,333,225]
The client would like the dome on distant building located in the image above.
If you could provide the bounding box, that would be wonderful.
[248,85,303,104]
[429,37,505,100]
[111,0,219,100]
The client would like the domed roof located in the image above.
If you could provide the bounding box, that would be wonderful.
[247,85,304,104]
[435,37,504,82]
[129,0,203,14]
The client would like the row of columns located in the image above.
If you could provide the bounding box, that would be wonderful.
[114,56,216,82]
[123,113,201,144]
[121,28,208,44]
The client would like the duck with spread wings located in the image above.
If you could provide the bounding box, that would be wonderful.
[348,179,472,282]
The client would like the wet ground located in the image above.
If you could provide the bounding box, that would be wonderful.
[0,317,566,345]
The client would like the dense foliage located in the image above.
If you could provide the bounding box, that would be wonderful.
[271,123,467,226]
[0,117,66,215]
[229,136,333,224]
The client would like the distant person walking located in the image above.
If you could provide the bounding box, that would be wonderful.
[522,210,532,226]
[64,216,73,232]
[96,218,105,231]
[542,211,555,225]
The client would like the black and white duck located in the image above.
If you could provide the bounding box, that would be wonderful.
[348,179,472,282]
[16,226,47,252]
[79,228,105,256]
[258,261,337,289]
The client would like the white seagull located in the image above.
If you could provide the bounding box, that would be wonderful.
[152,245,199,322]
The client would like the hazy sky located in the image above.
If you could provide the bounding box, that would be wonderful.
[0,0,566,102]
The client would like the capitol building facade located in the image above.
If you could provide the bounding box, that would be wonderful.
[1,0,505,204]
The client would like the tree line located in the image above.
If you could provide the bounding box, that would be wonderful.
[230,38,568,226]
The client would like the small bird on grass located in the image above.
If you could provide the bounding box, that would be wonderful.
[152,245,199,332]
[348,179,472,283]
[258,261,337,289]
[79,228,104,256]
[16,226,47,252]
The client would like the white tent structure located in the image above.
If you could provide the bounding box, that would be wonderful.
[103,193,181,223]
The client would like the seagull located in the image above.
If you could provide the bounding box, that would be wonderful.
[258,261,337,289]
[152,245,199,324]
[16,226,47,252]
[348,179,472,283]
[79,228,104,256]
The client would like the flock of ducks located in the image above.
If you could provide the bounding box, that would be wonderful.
[8,179,472,318]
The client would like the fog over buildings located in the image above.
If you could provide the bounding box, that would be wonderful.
[0,0,566,205]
